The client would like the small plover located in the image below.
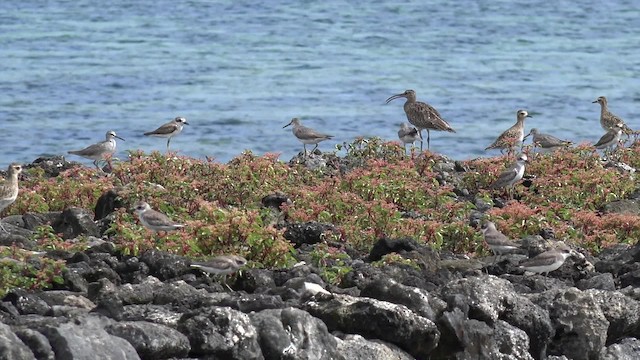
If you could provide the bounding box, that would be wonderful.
[593,96,631,133]
[481,221,519,262]
[594,123,623,152]
[191,255,247,289]
[283,118,333,156]
[523,128,572,153]
[485,110,531,153]
[490,153,528,198]
[144,116,189,151]
[132,201,185,234]
[397,123,422,154]
[386,89,455,151]
[519,244,573,276]
[68,130,124,170]
[0,163,23,233]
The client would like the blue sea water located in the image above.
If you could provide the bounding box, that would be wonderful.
[1,0,640,169]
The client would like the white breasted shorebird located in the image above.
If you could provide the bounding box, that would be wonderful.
[397,123,422,154]
[283,118,334,156]
[490,153,528,198]
[594,123,624,153]
[481,221,519,262]
[593,96,632,133]
[519,244,573,276]
[132,201,185,235]
[68,130,124,170]
[485,110,531,153]
[144,116,189,151]
[523,128,573,153]
[0,164,23,233]
[386,90,455,151]
[191,254,247,290]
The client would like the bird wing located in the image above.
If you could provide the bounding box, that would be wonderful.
[145,122,179,136]
[143,209,180,227]
[294,125,333,141]
[486,125,521,150]
[191,257,234,270]
[520,251,558,267]
[407,102,455,132]
[534,133,571,148]
[68,141,109,156]
[485,230,514,246]
[491,167,518,189]
[594,130,618,147]
[398,126,419,138]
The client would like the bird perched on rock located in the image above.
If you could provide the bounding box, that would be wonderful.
[191,255,248,290]
[0,163,23,233]
[386,89,455,151]
[481,221,520,262]
[283,118,333,157]
[132,201,185,235]
[144,116,190,151]
[523,128,572,153]
[519,244,574,276]
[486,110,531,153]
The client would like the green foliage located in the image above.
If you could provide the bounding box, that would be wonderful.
[309,243,352,285]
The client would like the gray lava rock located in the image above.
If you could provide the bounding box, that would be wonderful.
[105,321,190,359]
[304,293,439,359]
[336,335,414,360]
[603,199,640,215]
[600,337,640,360]
[577,272,616,291]
[94,188,125,221]
[14,327,55,360]
[21,212,60,231]
[249,307,343,360]
[586,289,640,344]
[283,222,337,247]
[3,289,51,316]
[139,250,189,281]
[29,156,77,177]
[120,304,184,328]
[177,306,263,359]
[360,278,443,321]
[368,237,419,261]
[0,322,36,359]
[52,207,100,239]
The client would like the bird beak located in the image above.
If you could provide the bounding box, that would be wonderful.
[283,121,293,128]
[526,114,532,118]
[385,93,404,104]
[592,100,598,103]
[116,135,125,141]
[184,121,190,125]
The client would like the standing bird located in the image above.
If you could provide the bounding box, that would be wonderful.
[191,255,248,290]
[593,96,632,133]
[486,110,531,153]
[68,130,124,170]
[519,244,573,276]
[490,153,528,199]
[593,123,624,152]
[397,123,422,154]
[132,201,185,235]
[523,128,572,153]
[0,164,23,233]
[283,118,333,156]
[480,221,520,262]
[386,89,456,151]
[144,116,190,151]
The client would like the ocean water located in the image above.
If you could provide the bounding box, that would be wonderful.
[1,0,639,169]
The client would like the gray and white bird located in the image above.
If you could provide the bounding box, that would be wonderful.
[397,123,422,154]
[191,255,248,289]
[0,163,23,233]
[519,244,573,276]
[486,110,531,153]
[132,201,185,234]
[490,153,528,196]
[144,116,189,151]
[523,128,572,153]
[481,221,519,262]
[594,123,623,152]
[283,118,333,156]
[593,96,631,133]
[386,89,455,151]
[68,130,124,170]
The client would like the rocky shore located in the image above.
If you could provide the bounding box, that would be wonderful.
[2,149,640,360]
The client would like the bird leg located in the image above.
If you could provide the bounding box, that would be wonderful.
[311,144,319,153]
[303,144,308,158]
[166,138,171,152]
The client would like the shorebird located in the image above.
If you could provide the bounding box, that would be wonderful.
[594,123,624,152]
[283,118,333,156]
[485,110,531,153]
[385,89,456,151]
[523,128,572,153]
[132,201,185,235]
[519,244,573,276]
[144,116,189,151]
[592,96,632,133]
[0,163,23,233]
[490,153,528,199]
[68,130,124,170]
[397,122,422,154]
[481,221,519,262]
[191,255,247,290]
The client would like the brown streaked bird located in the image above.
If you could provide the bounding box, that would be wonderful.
[490,153,528,199]
[68,130,124,170]
[283,118,333,156]
[593,123,624,152]
[132,201,185,234]
[0,163,23,233]
[480,221,519,262]
[397,122,422,154]
[486,110,531,153]
[144,116,189,151]
[386,89,456,151]
[519,244,574,276]
[523,128,572,153]
[191,255,248,290]
[592,96,632,133]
